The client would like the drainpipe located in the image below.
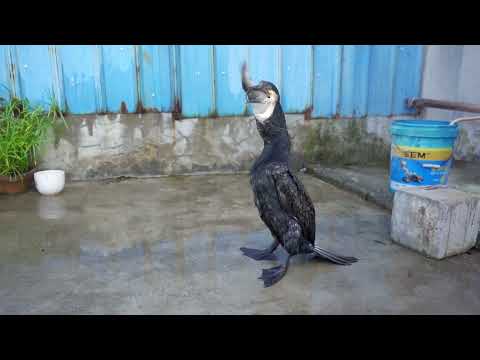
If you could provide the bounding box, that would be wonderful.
[407,97,480,114]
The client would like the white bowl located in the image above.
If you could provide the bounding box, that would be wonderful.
[34,170,65,195]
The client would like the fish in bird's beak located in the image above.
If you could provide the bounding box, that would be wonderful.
[241,62,269,103]
[241,61,254,92]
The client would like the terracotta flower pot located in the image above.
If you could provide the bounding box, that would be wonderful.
[0,168,36,194]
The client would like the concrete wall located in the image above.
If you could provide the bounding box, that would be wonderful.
[421,45,480,161]
[40,113,409,180]
[41,113,263,180]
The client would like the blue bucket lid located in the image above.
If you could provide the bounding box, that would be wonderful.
[391,120,459,138]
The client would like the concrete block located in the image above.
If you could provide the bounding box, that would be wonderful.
[391,188,480,259]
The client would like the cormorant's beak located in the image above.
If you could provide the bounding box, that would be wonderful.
[245,86,269,104]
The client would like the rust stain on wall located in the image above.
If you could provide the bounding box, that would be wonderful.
[120,101,128,114]
[172,97,182,121]
[304,106,313,120]
[135,100,146,114]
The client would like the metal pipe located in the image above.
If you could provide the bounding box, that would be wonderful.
[407,97,480,114]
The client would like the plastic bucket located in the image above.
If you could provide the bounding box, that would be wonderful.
[389,120,459,192]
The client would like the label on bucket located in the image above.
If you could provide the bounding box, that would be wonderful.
[390,145,453,191]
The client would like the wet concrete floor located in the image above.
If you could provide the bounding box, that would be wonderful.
[1,174,480,314]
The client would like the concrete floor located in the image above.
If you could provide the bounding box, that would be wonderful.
[1,174,480,314]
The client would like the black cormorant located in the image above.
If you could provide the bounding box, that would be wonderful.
[239,63,358,288]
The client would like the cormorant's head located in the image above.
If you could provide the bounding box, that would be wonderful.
[241,62,279,123]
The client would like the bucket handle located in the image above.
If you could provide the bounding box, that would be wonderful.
[449,115,480,126]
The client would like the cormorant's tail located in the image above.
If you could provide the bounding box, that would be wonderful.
[312,246,358,266]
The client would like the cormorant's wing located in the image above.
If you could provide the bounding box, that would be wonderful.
[269,163,316,245]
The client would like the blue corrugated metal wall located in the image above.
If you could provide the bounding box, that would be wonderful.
[0,45,424,118]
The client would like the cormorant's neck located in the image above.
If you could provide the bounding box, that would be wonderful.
[251,103,291,173]
[255,103,289,144]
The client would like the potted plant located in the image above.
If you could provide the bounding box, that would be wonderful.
[0,97,65,194]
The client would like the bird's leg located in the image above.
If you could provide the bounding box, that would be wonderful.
[240,239,279,261]
[258,246,290,288]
